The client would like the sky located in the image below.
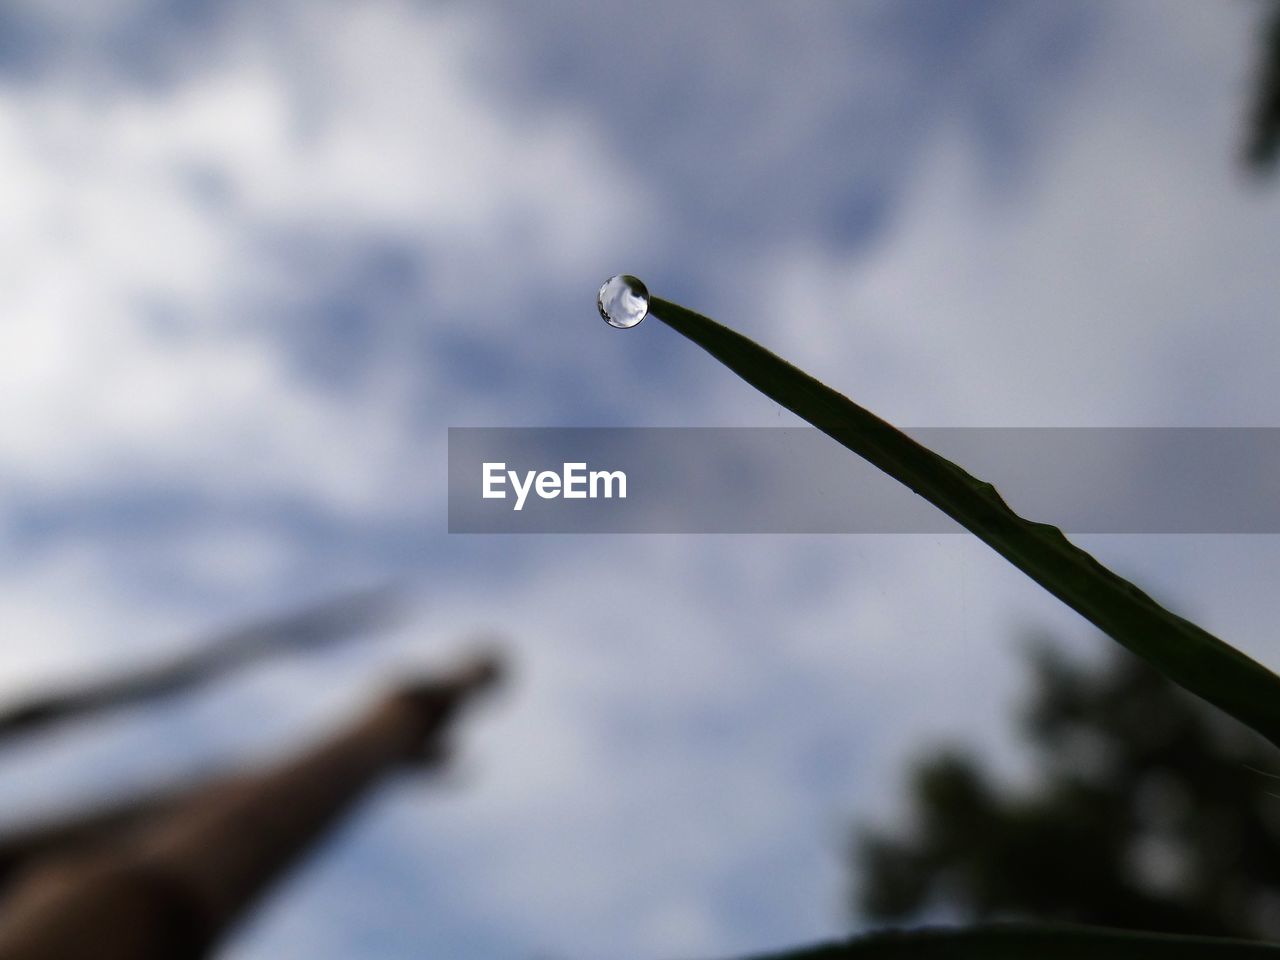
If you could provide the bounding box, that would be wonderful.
[2,1,1280,957]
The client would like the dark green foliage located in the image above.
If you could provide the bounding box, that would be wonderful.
[1246,1,1280,171]
[649,296,1280,750]
[743,924,1280,959]
[855,645,1280,938]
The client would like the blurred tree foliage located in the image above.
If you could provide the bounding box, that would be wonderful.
[1246,0,1280,170]
[845,1,1280,946]
[853,640,1280,940]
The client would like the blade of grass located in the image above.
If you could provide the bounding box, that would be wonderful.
[650,297,1280,749]
[737,924,1280,959]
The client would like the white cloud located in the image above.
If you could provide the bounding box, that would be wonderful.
[0,0,650,513]
[746,1,1280,429]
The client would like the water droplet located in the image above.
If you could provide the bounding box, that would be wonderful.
[597,275,649,329]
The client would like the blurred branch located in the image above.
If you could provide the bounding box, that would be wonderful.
[0,781,196,894]
[0,588,400,744]
[0,650,504,959]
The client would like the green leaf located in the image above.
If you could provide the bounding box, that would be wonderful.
[650,297,1280,749]
[740,924,1280,959]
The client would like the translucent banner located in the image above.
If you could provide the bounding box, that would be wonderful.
[447,427,1280,534]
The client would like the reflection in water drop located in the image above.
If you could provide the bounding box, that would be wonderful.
[597,275,649,329]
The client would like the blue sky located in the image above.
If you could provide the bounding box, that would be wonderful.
[2,1,1280,957]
